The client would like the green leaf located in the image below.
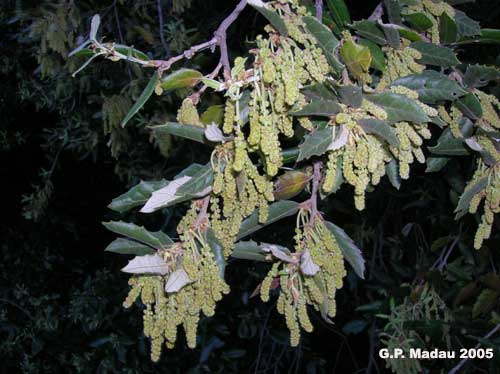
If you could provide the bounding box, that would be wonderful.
[358,39,386,71]
[105,238,155,256]
[297,126,333,161]
[386,159,401,190]
[248,0,288,36]
[357,118,400,147]
[340,40,372,80]
[456,93,483,120]
[456,28,500,45]
[455,10,481,38]
[342,319,368,335]
[428,119,473,156]
[380,24,401,49]
[121,73,159,127]
[464,65,500,88]
[351,20,387,45]
[290,100,342,117]
[392,71,466,104]
[274,170,310,200]
[160,68,203,91]
[205,229,226,278]
[439,12,457,43]
[425,156,450,173]
[175,166,214,197]
[151,122,211,145]
[338,85,363,108]
[410,41,460,67]
[326,0,351,28]
[324,221,365,279]
[403,12,433,32]
[282,147,300,164]
[237,201,300,240]
[366,92,430,124]
[70,44,149,61]
[303,16,344,74]
[232,241,268,261]
[455,176,488,219]
[302,83,337,101]
[108,180,169,213]
[201,105,225,125]
[397,26,423,42]
[102,221,173,249]
[384,0,402,24]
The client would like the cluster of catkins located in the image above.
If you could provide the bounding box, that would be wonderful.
[323,86,433,210]
[260,209,346,346]
[123,205,229,361]
[377,41,424,90]
[465,161,500,249]
[224,1,330,177]
[210,142,275,255]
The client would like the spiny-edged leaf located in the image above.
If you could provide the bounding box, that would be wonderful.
[455,10,481,38]
[248,0,288,36]
[456,92,483,120]
[456,28,500,45]
[380,23,401,49]
[140,176,191,213]
[385,159,401,190]
[428,118,474,156]
[290,100,342,117]
[326,0,351,28]
[464,65,500,88]
[121,254,169,275]
[165,268,192,292]
[105,238,155,256]
[151,122,211,145]
[392,71,466,104]
[338,85,363,108]
[102,221,173,249]
[357,118,399,147]
[439,12,457,43]
[472,289,500,318]
[425,156,450,173]
[358,39,386,71]
[351,20,386,45]
[121,73,159,127]
[410,41,460,67]
[274,170,311,200]
[327,124,349,151]
[297,126,334,161]
[176,166,214,197]
[108,180,168,213]
[366,92,430,124]
[403,12,433,31]
[201,105,225,125]
[232,241,268,261]
[237,200,300,240]
[282,147,300,164]
[455,176,488,219]
[303,16,343,74]
[160,68,203,91]
[204,229,226,278]
[340,40,372,80]
[324,221,365,279]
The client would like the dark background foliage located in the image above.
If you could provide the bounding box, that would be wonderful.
[1,0,500,373]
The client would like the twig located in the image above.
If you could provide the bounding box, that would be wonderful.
[214,0,248,79]
[189,62,223,104]
[368,2,384,21]
[449,323,500,374]
[315,0,323,21]
[157,0,170,57]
